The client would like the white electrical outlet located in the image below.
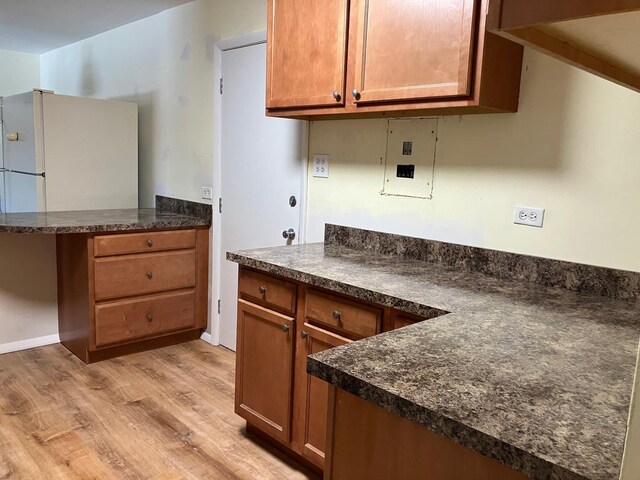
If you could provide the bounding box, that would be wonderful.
[201,186,213,200]
[514,206,545,228]
[313,154,330,178]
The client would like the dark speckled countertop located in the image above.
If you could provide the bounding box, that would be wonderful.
[0,197,212,234]
[227,226,640,480]
[0,209,209,234]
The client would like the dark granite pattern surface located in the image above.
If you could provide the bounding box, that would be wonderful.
[227,242,640,480]
[326,224,640,303]
[156,195,213,222]
[0,208,210,234]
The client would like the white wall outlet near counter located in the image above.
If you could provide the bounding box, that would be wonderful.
[313,154,330,178]
[514,206,545,227]
[201,186,213,200]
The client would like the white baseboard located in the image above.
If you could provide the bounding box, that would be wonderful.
[200,331,213,344]
[0,334,60,355]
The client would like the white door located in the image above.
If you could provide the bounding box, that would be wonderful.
[218,41,306,350]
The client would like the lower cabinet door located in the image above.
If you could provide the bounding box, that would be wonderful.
[295,322,351,468]
[235,299,295,444]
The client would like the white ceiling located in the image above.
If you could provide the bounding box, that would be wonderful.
[0,0,194,54]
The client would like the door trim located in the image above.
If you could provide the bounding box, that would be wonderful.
[211,32,309,346]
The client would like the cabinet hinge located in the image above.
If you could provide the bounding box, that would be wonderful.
[219,77,223,94]
[218,197,222,214]
[217,299,221,314]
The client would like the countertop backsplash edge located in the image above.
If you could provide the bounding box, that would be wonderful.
[324,224,640,303]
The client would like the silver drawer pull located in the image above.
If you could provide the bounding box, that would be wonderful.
[259,286,267,295]
[332,310,341,320]
[146,313,153,322]
[147,239,154,247]
[282,324,290,333]
[301,330,309,339]
[146,272,153,279]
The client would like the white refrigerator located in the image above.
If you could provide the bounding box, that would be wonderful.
[0,90,138,213]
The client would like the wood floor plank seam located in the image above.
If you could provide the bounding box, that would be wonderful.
[0,341,319,480]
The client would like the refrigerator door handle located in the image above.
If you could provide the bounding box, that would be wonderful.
[0,168,45,178]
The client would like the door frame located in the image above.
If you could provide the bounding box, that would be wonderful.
[210,32,309,346]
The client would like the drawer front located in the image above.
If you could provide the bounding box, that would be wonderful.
[94,250,196,301]
[94,229,196,257]
[304,290,381,339]
[95,290,196,347]
[239,269,297,315]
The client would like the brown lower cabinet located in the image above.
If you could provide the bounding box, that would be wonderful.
[235,299,295,444]
[57,227,209,363]
[234,267,426,471]
[324,387,527,480]
[293,322,351,466]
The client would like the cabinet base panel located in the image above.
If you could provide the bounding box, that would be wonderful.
[61,329,203,364]
[245,423,323,478]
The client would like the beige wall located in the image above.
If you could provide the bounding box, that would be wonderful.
[40,0,266,208]
[307,49,640,271]
[306,48,640,478]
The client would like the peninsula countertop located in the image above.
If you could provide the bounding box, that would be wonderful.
[0,208,210,234]
[227,238,640,480]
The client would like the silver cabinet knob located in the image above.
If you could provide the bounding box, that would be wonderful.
[146,271,153,279]
[258,286,267,295]
[282,324,290,333]
[282,228,296,241]
[147,239,154,247]
[146,313,153,322]
[332,90,341,101]
[352,89,360,99]
[332,310,341,320]
[301,330,309,339]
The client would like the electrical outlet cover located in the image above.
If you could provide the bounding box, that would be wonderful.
[513,206,545,227]
[313,154,330,178]
[201,186,213,200]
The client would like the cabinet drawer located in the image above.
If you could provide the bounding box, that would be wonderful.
[94,290,196,347]
[94,229,196,257]
[304,290,381,339]
[239,269,297,315]
[94,250,196,301]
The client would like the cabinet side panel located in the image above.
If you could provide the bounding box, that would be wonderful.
[477,32,524,112]
[195,227,210,330]
[57,234,90,361]
[327,388,528,480]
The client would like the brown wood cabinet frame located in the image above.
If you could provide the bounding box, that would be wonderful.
[57,226,209,363]
[488,0,640,93]
[266,0,524,119]
[235,266,433,471]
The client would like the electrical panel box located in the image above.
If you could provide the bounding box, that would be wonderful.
[381,118,437,199]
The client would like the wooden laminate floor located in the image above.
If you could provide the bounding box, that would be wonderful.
[0,340,319,480]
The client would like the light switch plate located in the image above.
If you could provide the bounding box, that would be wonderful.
[313,154,330,178]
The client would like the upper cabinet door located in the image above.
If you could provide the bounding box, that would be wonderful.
[352,0,478,104]
[267,0,350,109]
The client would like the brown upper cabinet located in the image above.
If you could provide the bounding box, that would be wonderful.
[267,0,350,108]
[266,0,524,119]
[488,0,640,93]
